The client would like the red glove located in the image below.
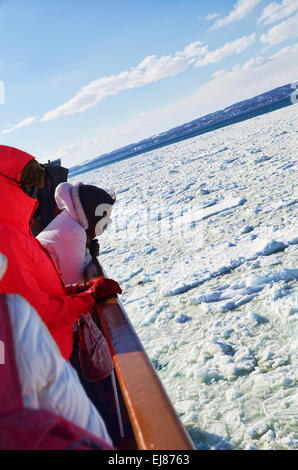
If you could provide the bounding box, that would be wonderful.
[86,277,122,301]
[65,283,88,295]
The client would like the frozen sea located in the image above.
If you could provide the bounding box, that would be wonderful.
[71,104,298,450]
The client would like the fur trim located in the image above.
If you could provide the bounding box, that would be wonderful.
[21,160,45,187]
[71,182,89,230]
[55,182,73,212]
[55,182,89,230]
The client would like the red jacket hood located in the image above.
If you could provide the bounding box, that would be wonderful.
[0,146,38,233]
[0,146,35,182]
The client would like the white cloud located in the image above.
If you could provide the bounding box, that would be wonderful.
[164,42,298,123]
[1,116,38,134]
[260,13,298,47]
[0,34,271,138]
[211,0,263,29]
[177,41,208,59]
[240,55,269,70]
[258,0,298,25]
[195,34,256,67]
[205,13,220,21]
[53,42,298,168]
[40,36,252,122]
[212,69,228,79]
[0,35,257,137]
[40,42,208,122]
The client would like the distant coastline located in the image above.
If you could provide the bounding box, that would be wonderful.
[69,83,294,177]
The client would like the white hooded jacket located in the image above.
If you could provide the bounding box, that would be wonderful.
[0,253,113,446]
[37,182,92,285]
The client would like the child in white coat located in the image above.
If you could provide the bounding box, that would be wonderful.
[37,182,116,285]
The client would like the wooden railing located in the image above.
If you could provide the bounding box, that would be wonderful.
[95,297,195,450]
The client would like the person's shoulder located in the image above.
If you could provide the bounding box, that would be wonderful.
[38,211,80,237]
[6,293,35,330]
[0,221,20,239]
[54,211,85,234]
[0,225,32,257]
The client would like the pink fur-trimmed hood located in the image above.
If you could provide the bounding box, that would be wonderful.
[54,182,89,230]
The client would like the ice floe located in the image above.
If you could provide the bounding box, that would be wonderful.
[72,103,298,450]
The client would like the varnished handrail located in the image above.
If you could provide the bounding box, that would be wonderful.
[95,297,195,450]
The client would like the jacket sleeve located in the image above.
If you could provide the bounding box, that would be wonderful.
[41,290,95,330]
[38,242,60,273]
[0,238,95,330]
[7,294,113,446]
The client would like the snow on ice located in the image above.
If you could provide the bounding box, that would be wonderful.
[71,104,298,450]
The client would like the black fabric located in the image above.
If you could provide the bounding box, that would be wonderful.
[78,185,115,239]
[46,164,69,188]
[31,164,69,236]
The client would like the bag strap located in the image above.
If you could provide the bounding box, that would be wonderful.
[92,258,104,276]
[79,311,103,344]
[91,306,124,439]
[0,294,24,415]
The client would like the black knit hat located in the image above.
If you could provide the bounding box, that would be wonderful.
[78,184,116,239]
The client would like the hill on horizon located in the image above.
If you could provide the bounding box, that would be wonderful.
[69,82,296,177]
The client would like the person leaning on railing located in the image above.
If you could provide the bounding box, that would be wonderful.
[36,181,116,285]
[0,145,122,361]
[0,252,114,449]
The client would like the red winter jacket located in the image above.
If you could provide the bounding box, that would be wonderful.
[0,146,95,359]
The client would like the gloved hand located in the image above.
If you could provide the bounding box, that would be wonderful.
[65,283,87,295]
[86,277,122,301]
[89,238,100,259]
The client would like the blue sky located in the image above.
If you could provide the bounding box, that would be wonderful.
[0,0,297,167]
